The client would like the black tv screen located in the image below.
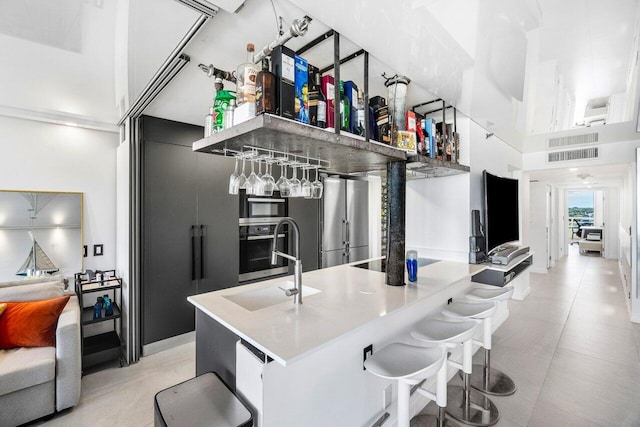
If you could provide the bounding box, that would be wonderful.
[483,170,519,253]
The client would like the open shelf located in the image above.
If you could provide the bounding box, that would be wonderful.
[193,114,406,174]
[82,331,122,368]
[81,302,121,325]
[406,154,470,179]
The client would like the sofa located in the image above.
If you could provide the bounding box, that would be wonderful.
[0,280,81,426]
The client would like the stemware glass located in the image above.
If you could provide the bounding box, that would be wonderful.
[312,166,323,199]
[228,156,240,195]
[289,162,301,197]
[235,156,248,193]
[246,158,264,196]
[301,165,313,199]
[262,160,276,196]
[275,162,288,192]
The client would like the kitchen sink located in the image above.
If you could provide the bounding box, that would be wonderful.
[223,281,321,311]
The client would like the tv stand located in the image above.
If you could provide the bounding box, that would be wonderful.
[472,252,533,295]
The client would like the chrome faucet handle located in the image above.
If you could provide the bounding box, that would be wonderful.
[279,286,300,297]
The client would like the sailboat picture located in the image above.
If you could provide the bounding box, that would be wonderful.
[16,231,59,276]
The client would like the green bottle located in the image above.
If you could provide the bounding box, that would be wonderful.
[213,79,236,132]
[339,80,350,132]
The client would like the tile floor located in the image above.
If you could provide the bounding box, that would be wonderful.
[414,245,640,427]
[36,246,640,427]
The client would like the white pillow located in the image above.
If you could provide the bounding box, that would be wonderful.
[0,281,65,302]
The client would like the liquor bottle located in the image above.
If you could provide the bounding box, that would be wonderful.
[356,88,365,136]
[236,43,258,106]
[308,68,326,128]
[255,58,276,115]
[339,80,350,132]
[204,106,214,137]
[224,98,236,129]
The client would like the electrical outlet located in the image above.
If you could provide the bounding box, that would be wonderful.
[383,384,392,409]
[363,344,373,370]
[447,297,453,304]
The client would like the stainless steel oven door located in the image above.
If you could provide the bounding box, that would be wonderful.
[239,225,289,282]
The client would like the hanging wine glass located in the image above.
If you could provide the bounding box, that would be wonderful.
[289,161,301,197]
[228,156,240,195]
[234,154,248,193]
[275,158,288,192]
[302,164,313,199]
[312,164,323,199]
[246,156,264,196]
[262,157,276,196]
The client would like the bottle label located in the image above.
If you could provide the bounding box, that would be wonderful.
[242,67,257,96]
[282,54,295,82]
[326,83,335,101]
[318,100,326,122]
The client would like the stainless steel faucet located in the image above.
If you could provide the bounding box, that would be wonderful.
[271,217,302,304]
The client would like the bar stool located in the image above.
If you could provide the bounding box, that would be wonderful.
[441,301,499,427]
[364,343,446,427]
[410,318,479,427]
[463,286,516,396]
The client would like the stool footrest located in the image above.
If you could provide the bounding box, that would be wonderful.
[446,385,499,426]
[469,364,516,396]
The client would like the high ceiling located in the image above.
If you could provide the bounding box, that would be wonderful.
[0,0,638,153]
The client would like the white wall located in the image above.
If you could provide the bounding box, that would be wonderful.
[529,182,549,273]
[0,116,119,275]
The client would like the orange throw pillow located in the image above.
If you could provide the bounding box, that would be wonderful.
[0,296,70,349]
[0,303,6,317]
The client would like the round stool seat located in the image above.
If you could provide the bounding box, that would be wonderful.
[411,318,478,346]
[465,287,514,301]
[364,343,445,381]
[442,301,496,320]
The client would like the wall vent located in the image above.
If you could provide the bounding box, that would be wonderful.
[548,133,598,148]
[548,147,599,163]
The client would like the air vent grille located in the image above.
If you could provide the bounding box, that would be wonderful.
[548,133,598,148]
[548,147,599,163]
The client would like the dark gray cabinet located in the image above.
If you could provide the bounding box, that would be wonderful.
[142,116,238,346]
[288,197,320,272]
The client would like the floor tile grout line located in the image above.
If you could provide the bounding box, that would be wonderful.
[524,249,590,426]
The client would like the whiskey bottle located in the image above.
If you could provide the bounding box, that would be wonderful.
[255,58,276,115]
[308,69,326,128]
[236,43,258,105]
[339,80,350,132]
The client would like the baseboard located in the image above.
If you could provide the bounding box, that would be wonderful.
[512,285,531,301]
[142,331,195,356]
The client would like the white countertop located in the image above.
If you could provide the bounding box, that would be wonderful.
[188,259,486,366]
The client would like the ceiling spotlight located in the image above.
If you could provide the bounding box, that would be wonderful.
[577,173,591,180]
[582,180,589,184]
[485,132,494,139]
[587,185,592,188]
[569,168,578,172]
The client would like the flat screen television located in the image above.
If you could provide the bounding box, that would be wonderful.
[483,170,519,254]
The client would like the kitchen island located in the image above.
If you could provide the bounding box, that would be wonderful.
[188,259,506,426]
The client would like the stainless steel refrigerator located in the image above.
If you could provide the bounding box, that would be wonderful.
[321,177,369,268]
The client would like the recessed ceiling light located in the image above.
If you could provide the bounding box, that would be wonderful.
[587,185,592,188]
[583,180,589,184]
[569,168,578,172]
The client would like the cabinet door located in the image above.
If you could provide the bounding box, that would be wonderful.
[196,153,239,293]
[288,197,320,272]
[143,140,197,345]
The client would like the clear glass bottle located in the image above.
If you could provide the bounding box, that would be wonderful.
[236,43,258,106]
[339,80,350,132]
[308,70,326,128]
[224,98,236,129]
[255,58,276,115]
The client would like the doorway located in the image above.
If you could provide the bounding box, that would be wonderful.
[567,189,605,253]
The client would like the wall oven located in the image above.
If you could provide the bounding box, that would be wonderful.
[238,190,289,282]
[239,191,287,220]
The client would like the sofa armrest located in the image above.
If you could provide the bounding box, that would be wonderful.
[55,295,81,411]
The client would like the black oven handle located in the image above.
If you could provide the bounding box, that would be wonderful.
[247,198,286,203]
